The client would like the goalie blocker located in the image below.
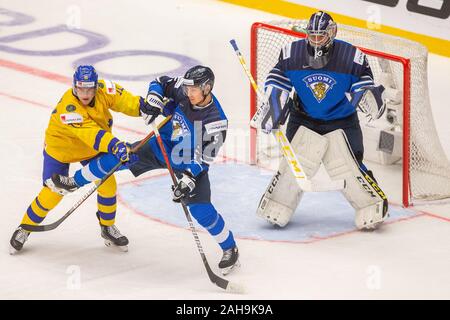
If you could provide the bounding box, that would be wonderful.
[257,127,389,230]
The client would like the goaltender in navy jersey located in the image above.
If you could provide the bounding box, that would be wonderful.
[257,11,389,231]
[143,76,228,177]
[266,38,374,121]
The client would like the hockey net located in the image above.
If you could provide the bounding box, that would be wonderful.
[250,21,450,207]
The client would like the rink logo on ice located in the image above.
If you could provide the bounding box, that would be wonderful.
[171,113,190,141]
[303,74,336,103]
[60,113,83,124]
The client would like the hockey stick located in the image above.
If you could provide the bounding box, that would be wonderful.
[229,39,345,192]
[20,118,171,233]
[150,122,244,294]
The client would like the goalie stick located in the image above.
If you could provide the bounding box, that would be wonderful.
[150,122,245,294]
[229,39,344,192]
[20,117,171,232]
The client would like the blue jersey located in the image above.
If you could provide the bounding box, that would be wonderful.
[147,76,227,177]
[265,39,374,121]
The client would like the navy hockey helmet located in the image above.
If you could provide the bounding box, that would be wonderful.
[73,65,98,89]
[306,11,337,56]
[183,65,215,96]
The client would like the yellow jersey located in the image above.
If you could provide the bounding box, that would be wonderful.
[44,80,142,163]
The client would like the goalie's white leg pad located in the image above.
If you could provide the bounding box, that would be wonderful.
[323,129,388,229]
[256,170,303,227]
[355,201,388,230]
[290,126,329,178]
[256,126,328,227]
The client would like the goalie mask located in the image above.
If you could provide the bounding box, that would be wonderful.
[306,11,337,69]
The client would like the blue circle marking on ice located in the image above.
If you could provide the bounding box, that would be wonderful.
[72,50,201,81]
[119,163,418,243]
[0,8,35,26]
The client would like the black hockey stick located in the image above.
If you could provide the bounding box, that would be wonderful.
[20,118,171,233]
[150,122,244,294]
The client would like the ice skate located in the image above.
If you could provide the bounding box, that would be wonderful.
[100,224,129,252]
[45,173,80,195]
[9,227,30,255]
[218,246,240,275]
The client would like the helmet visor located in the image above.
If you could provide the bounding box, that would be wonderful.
[182,84,203,96]
[181,77,211,96]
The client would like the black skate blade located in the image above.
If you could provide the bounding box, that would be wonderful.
[44,178,70,196]
[9,246,31,255]
[104,239,128,252]
[220,260,241,276]
[9,244,22,255]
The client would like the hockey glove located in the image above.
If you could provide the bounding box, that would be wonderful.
[348,85,386,121]
[260,87,291,134]
[260,101,290,134]
[140,92,164,125]
[112,141,138,165]
[172,173,196,203]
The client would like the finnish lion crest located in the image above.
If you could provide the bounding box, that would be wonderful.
[303,74,337,103]
[171,113,190,140]
[313,82,327,101]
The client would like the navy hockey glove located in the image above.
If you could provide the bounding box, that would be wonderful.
[140,92,164,125]
[348,85,386,121]
[260,88,291,134]
[260,101,290,134]
[112,141,138,165]
[172,173,196,203]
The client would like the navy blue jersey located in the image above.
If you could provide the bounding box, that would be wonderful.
[147,76,227,177]
[265,39,374,121]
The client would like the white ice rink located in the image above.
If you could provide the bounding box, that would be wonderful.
[0,0,449,299]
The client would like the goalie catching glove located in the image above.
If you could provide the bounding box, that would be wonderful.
[347,85,386,121]
[172,172,196,202]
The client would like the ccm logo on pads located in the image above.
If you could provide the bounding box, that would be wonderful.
[60,113,83,124]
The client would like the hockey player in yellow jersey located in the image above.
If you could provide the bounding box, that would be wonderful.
[9,65,144,254]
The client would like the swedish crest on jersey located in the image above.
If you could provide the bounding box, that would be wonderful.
[302,73,336,102]
[66,104,76,112]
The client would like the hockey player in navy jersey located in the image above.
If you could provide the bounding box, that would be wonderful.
[257,11,389,230]
[48,65,240,275]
